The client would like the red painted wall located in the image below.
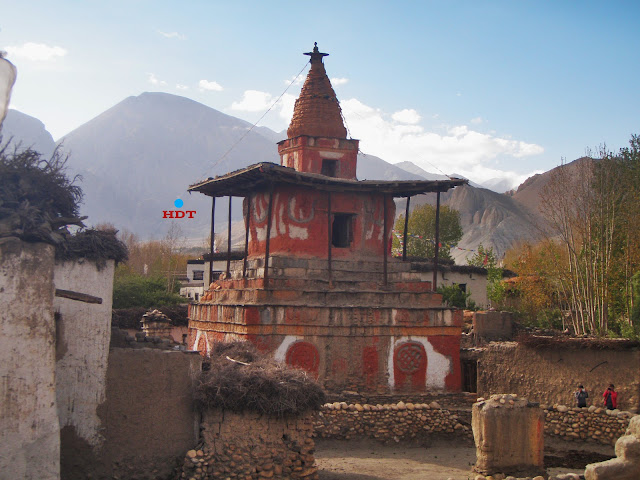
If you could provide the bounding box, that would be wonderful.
[245,186,396,259]
[278,136,359,180]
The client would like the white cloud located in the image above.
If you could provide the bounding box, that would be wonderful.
[158,30,186,40]
[231,90,296,122]
[231,90,273,112]
[199,79,223,92]
[339,97,544,186]
[176,84,189,90]
[284,74,304,86]
[392,108,421,125]
[471,116,483,124]
[147,73,167,86]
[330,77,348,86]
[4,42,67,62]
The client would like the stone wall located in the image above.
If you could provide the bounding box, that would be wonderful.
[313,401,471,442]
[543,404,636,445]
[0,239,60,480]
[179,409,318,480]
[473,311,514,341]
[477,342,640,411]
[55,259,115,454]
[61,348,202,480]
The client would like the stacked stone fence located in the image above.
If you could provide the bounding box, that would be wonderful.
[313,401,472,442]
[178,410,318,480]
[543,403,637,445]
[324,391,478,410]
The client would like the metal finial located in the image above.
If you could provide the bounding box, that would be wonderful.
[304,42,329,63]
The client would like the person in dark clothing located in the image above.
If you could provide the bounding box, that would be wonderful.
[574,384,589,407]
[603,384,618,409]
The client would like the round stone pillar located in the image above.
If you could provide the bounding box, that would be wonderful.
[472,393,545,478]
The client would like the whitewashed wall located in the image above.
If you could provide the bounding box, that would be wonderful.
[0,239,60,480]
[418,268,489,307]
[54,259,115,449]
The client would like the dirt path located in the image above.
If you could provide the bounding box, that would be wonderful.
[315,438,615,480]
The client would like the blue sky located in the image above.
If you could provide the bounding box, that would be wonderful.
[2,1,639,188]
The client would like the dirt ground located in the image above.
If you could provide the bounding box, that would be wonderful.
[315,438,615,480]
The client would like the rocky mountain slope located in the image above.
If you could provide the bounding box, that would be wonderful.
[1,109,56,156]
[5,92,555,262]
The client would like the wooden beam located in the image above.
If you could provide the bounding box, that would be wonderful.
[327,191,332,285]
[383,195,388,286]
[55,289,102,304]
[263,187,274,288]
[226,196,232,277]
[209,197,216,287]
[243,195,251,277]
[402,196,410,261]
[433,190,441,291]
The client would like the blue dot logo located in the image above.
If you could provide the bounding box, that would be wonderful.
[174,198,184,209]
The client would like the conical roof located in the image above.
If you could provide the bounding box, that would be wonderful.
[287,43,347,139]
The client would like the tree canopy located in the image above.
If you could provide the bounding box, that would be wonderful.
[393,203,462,261]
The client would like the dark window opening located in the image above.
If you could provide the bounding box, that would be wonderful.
[462,360,478,393]
[457,283,467,293]
[332,214,353,248]
[321,159,338,177]
[193,270,204,280]
[194,292,199,301]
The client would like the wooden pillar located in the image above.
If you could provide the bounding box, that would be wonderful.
[226,196,232,277]
[209,197,216,287]
[327,191,332,285]
[243,195,251,278]
[383,194,388,286]
[263,188,274,288]
[402,196,411,261]
[433,190,441,290]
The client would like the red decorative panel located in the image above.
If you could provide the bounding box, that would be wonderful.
[393,342,427,390]
[285,341,320,377]
[362,346,379,388]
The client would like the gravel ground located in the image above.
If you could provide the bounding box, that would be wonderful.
[315,437,615,480]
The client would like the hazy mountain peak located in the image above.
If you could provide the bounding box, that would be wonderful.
[1,109,55,156]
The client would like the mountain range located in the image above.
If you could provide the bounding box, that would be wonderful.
[1,92,556,263]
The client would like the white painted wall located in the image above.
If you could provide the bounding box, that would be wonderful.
[54,258,115,448]
[417,269,489,307]
[0,239,60,480]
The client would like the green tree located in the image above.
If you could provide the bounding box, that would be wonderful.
[393,204,462,261]
[468,244,498,269]
[112,274,184,309]
[468,244,506,308]
[539,134,640,335]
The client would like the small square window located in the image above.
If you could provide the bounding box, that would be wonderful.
[321,159,338,177]
[193,270,204,280]
[332,214,354,248]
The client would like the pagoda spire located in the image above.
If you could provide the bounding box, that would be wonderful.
[287,43,347,139]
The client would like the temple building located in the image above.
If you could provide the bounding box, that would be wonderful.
[187,44,467,393]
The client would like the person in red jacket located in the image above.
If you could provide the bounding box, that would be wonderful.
[603,384,617,409]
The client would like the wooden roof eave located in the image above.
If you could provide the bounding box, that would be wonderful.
[188,162,468,198]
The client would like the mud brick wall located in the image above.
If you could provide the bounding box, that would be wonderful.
[313,401,471,442]
[543,404,636,445]
[179,410,318,480]
[62,348,202,480]
[477,342,640,411]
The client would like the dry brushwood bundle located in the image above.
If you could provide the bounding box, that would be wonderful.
[195,341,325,417]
